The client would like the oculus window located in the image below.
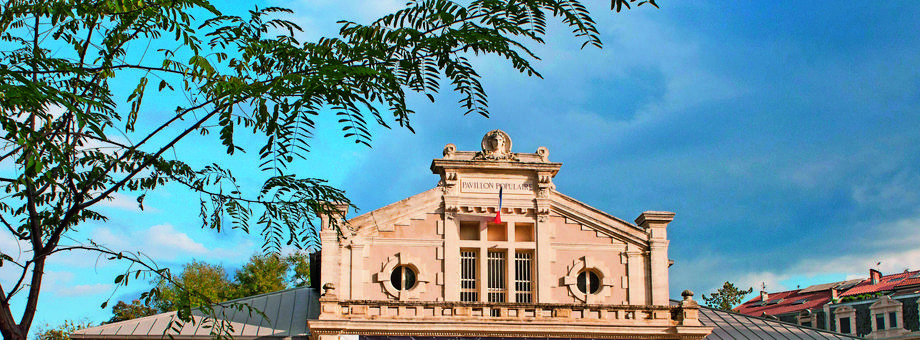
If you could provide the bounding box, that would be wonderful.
[577,270,602,294]
[390,265,417,291]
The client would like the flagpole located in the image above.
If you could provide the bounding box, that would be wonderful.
[493,186,503,224]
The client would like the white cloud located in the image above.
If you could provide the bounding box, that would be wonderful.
[679,214,920,297]
[0,232,29,263]
[274,0,405,42]
[144,224,208,254]
[89,224,254,262]
[56,283,113,297]
[735,271,790,293]
[97,192,159,213]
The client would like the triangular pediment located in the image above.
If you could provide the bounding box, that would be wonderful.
[550,190,650,248]
[347,187,443,237]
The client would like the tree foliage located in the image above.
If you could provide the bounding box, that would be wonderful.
[0,0,657,339]
[153,261,236,313]
[234,253,309,297]
[32,320,94,340]
[107,300,158,324]
[701,281,754,311]
[148,253,310,314]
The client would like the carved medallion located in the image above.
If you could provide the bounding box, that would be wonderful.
[473,129,518,161]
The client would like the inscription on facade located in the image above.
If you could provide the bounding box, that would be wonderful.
[460,179,533,194]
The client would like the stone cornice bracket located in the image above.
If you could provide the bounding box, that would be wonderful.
[439,169,459,194]
[443,196,460,220]
[536,171,555,198]
[536,206,550,222]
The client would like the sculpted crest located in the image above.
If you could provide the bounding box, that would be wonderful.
[473,129,517,161]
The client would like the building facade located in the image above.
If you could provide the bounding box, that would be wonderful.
[307,129,709,340]
[73,130,862,340]
[736,269,920,339]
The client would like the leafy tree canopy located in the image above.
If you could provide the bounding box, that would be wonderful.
[701,281,754,311]
[150,253,309,313]
[107,300,158,324]
[32,320,94,340]
[234,253,309,297]
[0,0,657,339]
[153,261,236,312]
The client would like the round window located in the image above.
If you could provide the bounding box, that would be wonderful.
[577,270,601,294]
[390,265,417,290]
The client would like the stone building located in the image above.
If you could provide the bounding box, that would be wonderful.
[73,130,860,340]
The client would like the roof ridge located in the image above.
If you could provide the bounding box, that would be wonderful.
[882,270,919,278]
[214,286,315,306]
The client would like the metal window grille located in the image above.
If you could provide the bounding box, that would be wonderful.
[460,250,478,302]
[487,250,506,303]
[514,251,533,303]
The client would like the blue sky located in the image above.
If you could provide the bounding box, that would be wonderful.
[3,0,920,329]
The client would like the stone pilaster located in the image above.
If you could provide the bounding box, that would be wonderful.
[636,211,674,306]
[320,203,349,300]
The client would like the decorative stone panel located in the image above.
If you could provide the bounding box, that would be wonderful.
[834,305,856,335]
[562,256,616,303]
[868,296,909,339]
[374,253,430,300]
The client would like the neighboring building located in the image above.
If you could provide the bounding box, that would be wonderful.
[735,279,861,328]
[736,269,920,339]
[73,130,861,340]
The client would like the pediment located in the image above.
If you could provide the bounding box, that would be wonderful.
[549,190,650,248]
[347,187,443,238]
[870,295,902,308]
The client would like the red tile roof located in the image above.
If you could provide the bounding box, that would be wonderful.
[894,274,920,289]
[839,270,920,297]
[734,271,920,317]
[734,289,833,316]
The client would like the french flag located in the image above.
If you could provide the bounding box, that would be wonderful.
[493,186,503,224]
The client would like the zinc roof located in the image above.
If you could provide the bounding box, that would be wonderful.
[695,302,863,340]
[71,287,318,340]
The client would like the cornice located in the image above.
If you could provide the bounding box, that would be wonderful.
[431,158,562,176]
[307,319,712,340]
[549,193,648,247]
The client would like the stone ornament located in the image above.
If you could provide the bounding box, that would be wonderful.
[562,256,616,303]
[536,146,549,162]
[473,129,518,161]
[442,143,457,158]
[374,253,429,300]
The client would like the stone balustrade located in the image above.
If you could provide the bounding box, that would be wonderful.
[310,287,709,340]
[318,299,700,327]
